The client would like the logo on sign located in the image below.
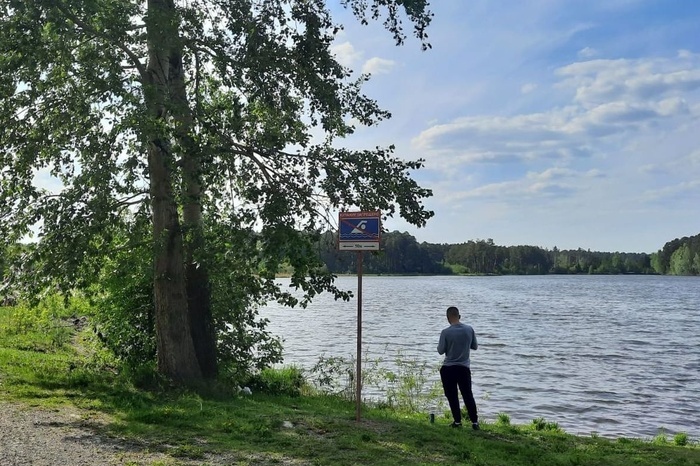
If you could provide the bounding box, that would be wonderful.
[338,211,381,251]
[339,218,379,241]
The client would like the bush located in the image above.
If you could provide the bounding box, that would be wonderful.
[673,432,689,446]
[497,412,511,426]
[246,366,307,396]
[382,353,442,413]
[532,417,561,432]
[92,234,157,367]
[0,293,93,348]
[652,432,668,445]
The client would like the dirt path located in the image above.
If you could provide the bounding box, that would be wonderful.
[0,402,183,466]
[0,402,305,466]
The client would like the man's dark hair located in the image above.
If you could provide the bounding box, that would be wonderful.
[446,306,460,319]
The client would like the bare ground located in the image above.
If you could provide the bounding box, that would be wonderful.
[0,402,308,466]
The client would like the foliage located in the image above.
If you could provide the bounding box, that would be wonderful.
[0,293,91,349]
[652,233,700,275]
[308,351,443,413]
[91,227,157,367]
[309,354,357,399]
[531,417,562,432]
[319,230,452,275]
[0,0,435,381]
[497,412,511,426]
[245,366,307,397]
[675,432,689,446]
[381,351,442,413]
[318,234,661,276]
[653,431,669,445]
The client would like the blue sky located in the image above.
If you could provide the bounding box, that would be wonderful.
[330,0,700,253]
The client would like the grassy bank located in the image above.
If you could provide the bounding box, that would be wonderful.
[1,306,699,466]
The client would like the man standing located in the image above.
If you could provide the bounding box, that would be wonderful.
[437,306,479,429]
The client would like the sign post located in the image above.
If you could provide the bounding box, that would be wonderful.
[338,210,381,422]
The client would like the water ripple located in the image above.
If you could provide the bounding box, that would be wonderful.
[261,275,700,439]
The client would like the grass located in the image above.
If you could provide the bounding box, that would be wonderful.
[2,306,700,466]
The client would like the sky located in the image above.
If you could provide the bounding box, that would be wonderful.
[327,0,700,253]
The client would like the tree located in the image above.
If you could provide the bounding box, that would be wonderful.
[669,244,693,276]
[0,0,434,383]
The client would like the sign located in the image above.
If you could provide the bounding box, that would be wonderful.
[337,210,381,421]
[338,211,381,251]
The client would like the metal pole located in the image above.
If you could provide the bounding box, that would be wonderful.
[356,250,363,422]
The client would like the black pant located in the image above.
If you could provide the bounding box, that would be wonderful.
[440,365,478,424]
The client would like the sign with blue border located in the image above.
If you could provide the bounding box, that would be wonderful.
[338,211,381,251]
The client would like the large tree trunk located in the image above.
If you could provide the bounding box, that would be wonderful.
[169,45,218,379]
[148,140,202,382]
[145,0,202,383]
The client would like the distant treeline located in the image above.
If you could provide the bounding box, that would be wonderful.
[3,232,699,282]
[318,231,700,276]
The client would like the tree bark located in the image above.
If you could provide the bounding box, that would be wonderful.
[169,39,218,379]
[145,0,202,383]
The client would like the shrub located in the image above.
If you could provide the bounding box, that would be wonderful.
[673,432,689,446]
[382,352,440,413]
[246,366,307,396]
[496,412,511,426]
[652,432,668,445]
[532,417,561,432]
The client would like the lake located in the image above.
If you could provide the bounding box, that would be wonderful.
[260,275,700,439]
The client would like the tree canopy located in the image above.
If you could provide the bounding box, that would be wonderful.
[0,0,434,382]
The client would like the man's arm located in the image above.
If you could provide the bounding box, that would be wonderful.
[437,330,446,355]
[471,328,478,350]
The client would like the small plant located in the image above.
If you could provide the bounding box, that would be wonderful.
[496,412,510,426]
[171,444,205,459]
[673,432,688,446]
[382,351,439,413]
[246,366,307,396]
[652,430,668,445]
[309,354,355,398]
[532,417,561,432]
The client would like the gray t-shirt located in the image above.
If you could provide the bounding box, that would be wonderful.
[437,322,478,367]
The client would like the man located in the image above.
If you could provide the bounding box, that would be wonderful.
[437,306,479,429]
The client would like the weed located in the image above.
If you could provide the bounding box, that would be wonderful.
[652,432,668,445]
[674,432,689,446]
[171,444,205,459]
[532,417,562,432]
[308,350,444,414]
[246,366,307,396]
[497,412,511,426]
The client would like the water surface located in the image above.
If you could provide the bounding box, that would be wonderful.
[261,275,700,438]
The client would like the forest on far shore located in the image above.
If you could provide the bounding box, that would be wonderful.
[317,231,700,276]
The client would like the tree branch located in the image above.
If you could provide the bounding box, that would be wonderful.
[53,2,147,79]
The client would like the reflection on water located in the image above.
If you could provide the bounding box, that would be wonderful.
[261,275,700,438]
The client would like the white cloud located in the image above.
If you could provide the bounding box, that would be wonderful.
[556,57,700,107]
[330,41,362,69]
[445,167,600,202]
[361,57,396,75]
[413,54,700,169]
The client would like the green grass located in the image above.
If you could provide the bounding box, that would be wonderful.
[1,306,699,466]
